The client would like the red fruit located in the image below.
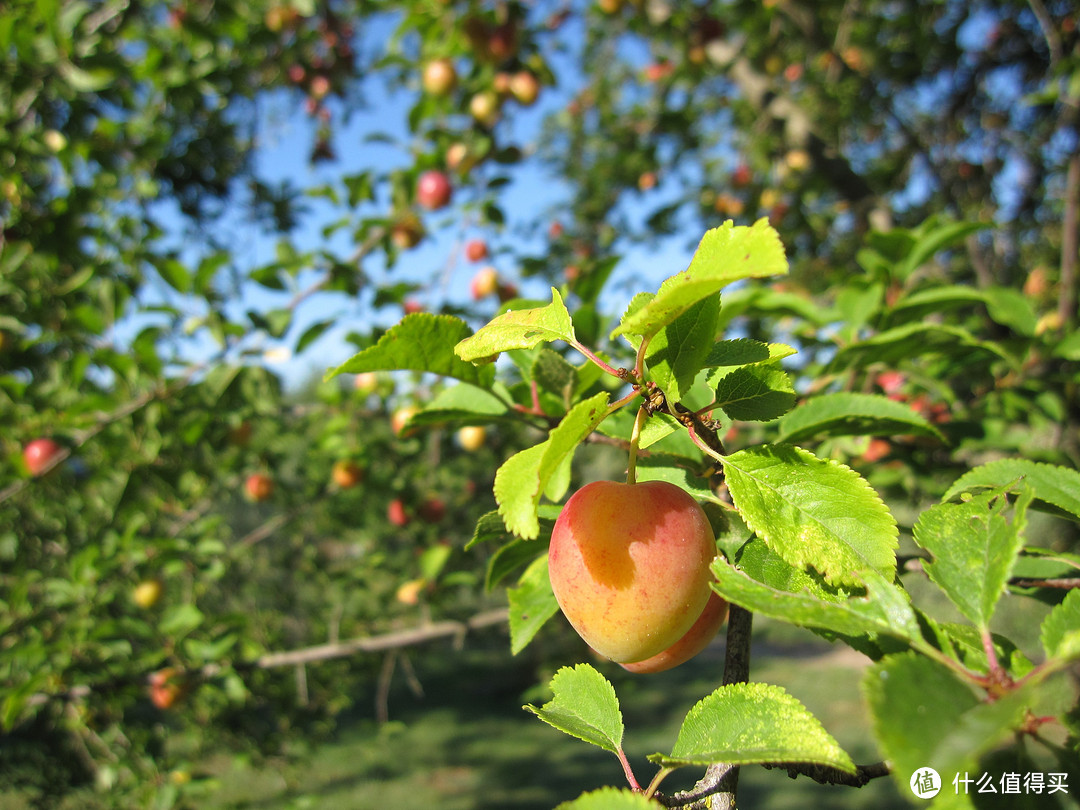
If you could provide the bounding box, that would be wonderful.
[245,473,274,502]
[620,593,729,674]
[388,498,410,527]
[23,438,63,477]
[332,460,364,489]
[732,163,752,187]
[403,299,424,314]
[549,480,720,666]
[876,371,906,395]
[309,74,331,100]
[416,170,452,210]
[860,438,892,463]
[148,669,184,710]
[464,239,489,262]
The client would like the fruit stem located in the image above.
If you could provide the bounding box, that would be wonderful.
[626,404,648,485]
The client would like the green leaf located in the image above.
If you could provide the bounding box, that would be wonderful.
[295,318,334,354]
[720,444,898,586]
[649,682,854,772]
[712,365,795,422]
[158,603,204,638]
[507,555,560,654]
[612,219,788,341]
[524,664,624,755]
[829,322,1013,370]
[703,338,797,368]
[409,383,510,426]
[1040,589,1080,661]
[711,539,921,642]
[863,652,1032,801]
[455,288,576,362]
[942,459,1080,522]
[327,314,494,386]
[777,392,944,444]
[897,219,989,280]
[913,485,1031,629]
[494,393,610,539]
[643,295,720,404]
[556,788,658,810]
[486,538,545,591]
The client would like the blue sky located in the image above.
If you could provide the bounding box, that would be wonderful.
[138,9,705,390]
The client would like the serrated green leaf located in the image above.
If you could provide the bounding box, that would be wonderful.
[612,219,787,341]
[494,393,610,539]
[326,314,493,386]
[720,445,898,586]
[863,652,1033,802]
[649,682,854,772]
[643,296,720,404]
[712,365,795,422]
[913,486,1032,629]
[1041,589,1080,661]
[524,664,624,754]
[704,338,797,368]
[455,288,576,362]
[533,348,579,407]
[711,539,921,642]
[634,456,716,501]
[556,788,658,810]
[507,555,560,654]
[777,392,944,444]
[942,459,1080,522]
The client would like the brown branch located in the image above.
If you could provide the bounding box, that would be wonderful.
[254,608,509,668]
[764,760,890,787]
[1010,577,1080,590]
[1058,151,1079,329]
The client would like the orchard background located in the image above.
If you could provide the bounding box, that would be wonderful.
[2,1,1079,808]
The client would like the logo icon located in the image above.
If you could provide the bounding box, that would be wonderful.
[910,767,941,799]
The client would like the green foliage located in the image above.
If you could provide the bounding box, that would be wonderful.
[3,0,1079,807]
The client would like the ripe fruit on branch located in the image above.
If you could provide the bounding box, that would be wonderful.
[133,579,164,609]
[470,266,499,300]
[388,498,410,527]
[245,473,274,502]
[148,668,185,710]
[464,238,489,262]
[619,592,728,673]
[354,371,378,393]
[23,438,63,477]
[396,577,427,605]
[548,480,722,668]
[457,425,486,451]
[332,460,364,489]
[391,405,420,437]
[469,90,501,127]
[509,71,540,106]
[422,58,457,96]
[417,170,452,210]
